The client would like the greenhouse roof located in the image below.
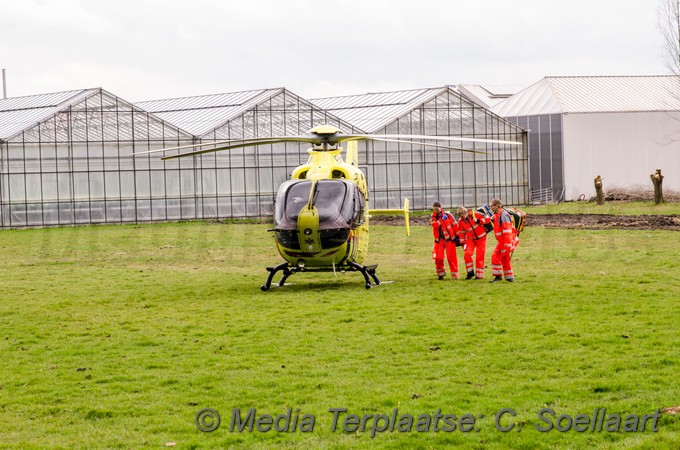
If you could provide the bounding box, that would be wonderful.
[492,75,680,117]
[456,84,522,109]
[135,88,284,136]
[310,87,443,133]
[0,88,97,140]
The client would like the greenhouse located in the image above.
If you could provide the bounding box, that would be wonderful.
[0,85,528,229]
[312,86,528,210]
[0,88,195,228]
[0,88,356,228]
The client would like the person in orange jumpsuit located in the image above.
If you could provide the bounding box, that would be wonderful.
[456,206,491,280]
[430,202,459,280]
[489,198,517,282]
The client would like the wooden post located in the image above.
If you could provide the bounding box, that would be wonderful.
[594,175,604,205]
[650,169,664,204]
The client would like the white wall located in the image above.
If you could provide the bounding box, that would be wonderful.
[562,111,680,200]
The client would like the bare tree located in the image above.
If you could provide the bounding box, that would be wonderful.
[657,2,677,185]
[660,0,680,74]
[594,175,605,205]
[651,169,665,203]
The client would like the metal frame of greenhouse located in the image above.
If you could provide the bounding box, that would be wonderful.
[0,85,528,229]
[312,86,528,210]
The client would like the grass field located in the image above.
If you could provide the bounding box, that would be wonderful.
[1,207,679,449]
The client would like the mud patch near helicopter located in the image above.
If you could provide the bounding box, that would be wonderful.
[525,214,680,231]
[373,214,680,231]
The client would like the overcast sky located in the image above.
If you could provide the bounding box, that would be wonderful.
[0,0,671,102]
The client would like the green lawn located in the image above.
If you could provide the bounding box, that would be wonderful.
[1,221,678,449]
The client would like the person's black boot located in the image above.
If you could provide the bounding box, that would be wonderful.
[490,276,503,283]
[466,271,475,280]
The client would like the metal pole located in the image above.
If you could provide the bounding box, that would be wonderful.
[2,69,6,99]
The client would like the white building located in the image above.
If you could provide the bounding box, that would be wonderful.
[493,75,680,201]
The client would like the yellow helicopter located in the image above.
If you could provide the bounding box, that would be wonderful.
[137,125,520,290]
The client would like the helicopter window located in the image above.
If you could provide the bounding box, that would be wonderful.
[275,180,312,229]
[319,229,351,249]
[353,188,366,225]
[275,230,300,250]
[314,181,348,223]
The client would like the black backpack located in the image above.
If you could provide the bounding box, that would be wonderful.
[505,207,526,235]
[475,205,494,234]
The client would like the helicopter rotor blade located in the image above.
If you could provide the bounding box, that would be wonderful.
[132,125,522,159]
[133,139,252,155]
[159,138,318,160]
[335,133,522,146]
[146,134,501,159]
[369,137,487,154]
[133,136,321,156]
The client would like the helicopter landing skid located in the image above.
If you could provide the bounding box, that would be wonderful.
[260,262,381,291]
[347,262,381,289]
[261,262,295,291]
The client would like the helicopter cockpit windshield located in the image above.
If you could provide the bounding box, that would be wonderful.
[274,179,365,231]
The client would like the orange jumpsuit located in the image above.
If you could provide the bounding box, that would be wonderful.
[432,210,459,279]
[456,210,491,279]
[491,208,516,281]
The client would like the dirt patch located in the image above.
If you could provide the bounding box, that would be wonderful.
[603,186,680,202]
[528,214,680,231]
[373,214,680,231]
